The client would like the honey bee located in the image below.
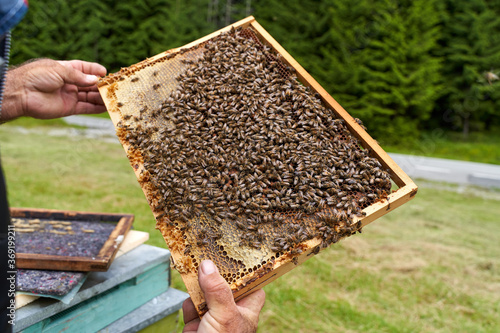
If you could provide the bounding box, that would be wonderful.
[197,238,209,246]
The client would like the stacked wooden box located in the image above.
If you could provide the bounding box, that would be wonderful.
[15,245,187,333]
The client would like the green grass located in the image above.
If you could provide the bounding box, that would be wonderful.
[87,112,112,119]
[382,129,500,165]
[1,125,499,332]
[4,112,110,128]
[7,116,68,128]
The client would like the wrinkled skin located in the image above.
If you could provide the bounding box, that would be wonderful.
[182,260,265,333]
[2,59,106,121]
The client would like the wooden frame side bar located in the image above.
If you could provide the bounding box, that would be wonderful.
[15,254,109,271]
[10,207,133,222]
[96,215,134,266]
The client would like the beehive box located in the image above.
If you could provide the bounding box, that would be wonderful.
[12,207,134,272]
[98,16,418,315]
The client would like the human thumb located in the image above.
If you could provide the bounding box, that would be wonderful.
[198,260,238,319]
[60,65,99,87]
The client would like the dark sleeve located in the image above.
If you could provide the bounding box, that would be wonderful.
[0,157,9,233]
[0,2,28,331]
[0,157,13,333]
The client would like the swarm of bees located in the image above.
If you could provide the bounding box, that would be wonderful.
[113,27,392,284]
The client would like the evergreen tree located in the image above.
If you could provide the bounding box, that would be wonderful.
[71,0,112,64]
[312,0,443,143]
[434,0,500,138]
[11,0,215,72]
[15,0,500,140]
[251,0,329,74]
[253,0,444,144]
[11,0,81,64]
[94,0,214,72]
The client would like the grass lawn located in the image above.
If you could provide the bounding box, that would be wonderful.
[1,125,499,332]
[380,129,500,166]
[10,114,500,165]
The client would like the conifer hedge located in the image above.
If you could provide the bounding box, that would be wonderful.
[11,0,500,143]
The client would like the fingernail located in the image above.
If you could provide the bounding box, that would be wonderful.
[200,260,216,275]
[85,74,98,83]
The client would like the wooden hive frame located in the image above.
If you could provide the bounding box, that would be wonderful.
[12,207,134,272]
[98,16,418,315]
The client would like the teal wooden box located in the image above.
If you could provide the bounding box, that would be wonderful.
[16,245,171,333]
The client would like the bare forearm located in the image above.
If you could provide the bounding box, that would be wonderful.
[2,66,26,121]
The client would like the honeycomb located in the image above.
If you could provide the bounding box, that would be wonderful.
[98,21,398,314]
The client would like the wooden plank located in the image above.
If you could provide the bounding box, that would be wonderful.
[95,215,134,268]
[12,208,134,272]
[10,207,132,222]
[15,295,38,310]
[16,254,109,271]
[115,230,149,258]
